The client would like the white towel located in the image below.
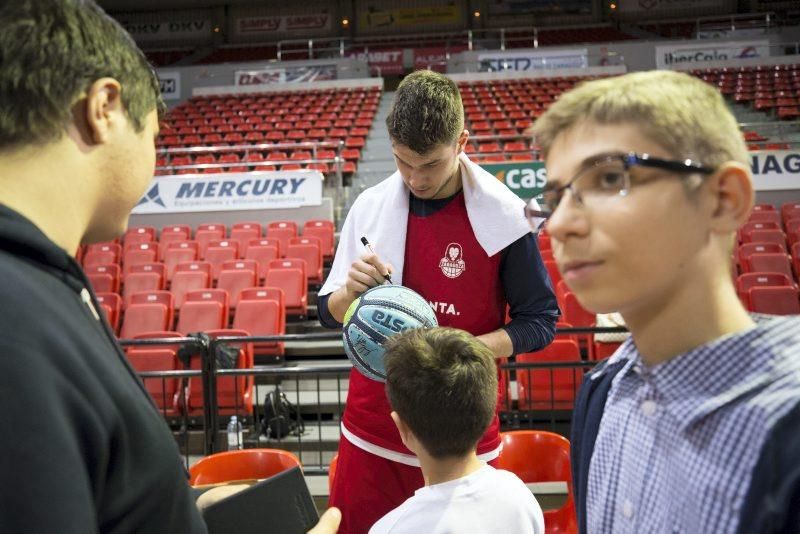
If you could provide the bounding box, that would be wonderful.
[319,153,532,296]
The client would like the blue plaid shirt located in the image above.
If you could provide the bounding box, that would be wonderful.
[586,315,800,533]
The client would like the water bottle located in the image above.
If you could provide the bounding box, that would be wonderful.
[227,415,243,450]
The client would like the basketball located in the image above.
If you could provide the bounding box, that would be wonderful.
[342,285,438,381]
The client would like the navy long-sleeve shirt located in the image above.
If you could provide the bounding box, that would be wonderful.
[318,192,560,355]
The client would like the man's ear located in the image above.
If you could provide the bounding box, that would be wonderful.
[457,129,469,153]
[390,411,413,449]
[84,77,124,145]
[705,161,754,234]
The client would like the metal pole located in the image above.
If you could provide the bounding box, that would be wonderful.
[200,333,220,454]
[308,39,313,59]
[500,28,506,51]
[468,29,473,51]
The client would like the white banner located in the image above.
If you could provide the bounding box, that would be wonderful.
[618,0,727,13]
[478,49,588,71]
[750,150,800,191]
[656,39,770,68]
[157,71,181,101]
[235,65,337,86]
[120,19,212,42]
[133,171,323,214]
[236,15,331,34]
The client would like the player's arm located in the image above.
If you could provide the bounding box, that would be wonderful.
[479,234,560,358]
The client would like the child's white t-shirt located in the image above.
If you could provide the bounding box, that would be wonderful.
[368,464,545,534]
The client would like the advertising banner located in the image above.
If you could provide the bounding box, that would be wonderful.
[481,161,547,199]
[120,19,212,42]
[236,14,331,35]
[360,5,461,29]
[235,65,338,85]
[413,46,467,72]
[133,171,323,214]
[157,71,181,101]
[750,150,800,191]
[487,0,593,14]
[345,47,404,75]
[478,49,588,71]
[617,0,727,12]
[655,39,769,68]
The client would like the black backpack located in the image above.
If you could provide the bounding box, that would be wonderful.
[261,386,304,439]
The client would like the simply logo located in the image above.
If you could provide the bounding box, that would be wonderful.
[137,184,166,208]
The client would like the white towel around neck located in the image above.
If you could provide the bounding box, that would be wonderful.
[319,153,532,296]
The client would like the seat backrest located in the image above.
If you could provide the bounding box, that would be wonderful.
[743,229,787,246]
[265,268,306,315]
[126,331,182,412]
[233,299,285,355]
[302,223,334,258]
[244,245,279,279]
[95,292,122,332]
[123,226,156,246]
[749,286,800,315]
[516,339,583,407]
[266,223,298,255]
[120,303,170,339]
[188,449,302,486]
[736,272,794,292]
[230,226,262,252]
[122,271,164,306]
[163,246,199,280]
[738,242,786,266]
[746,253,793,278]
[285,242,322,283]
[217,269,257,308]
[204,240,239,279]
[127,262,167,280]
[170,270,210,310]
[177,300,226,334]
[87,273,116,294]
[83,250,119,268]
[268,258,307,279]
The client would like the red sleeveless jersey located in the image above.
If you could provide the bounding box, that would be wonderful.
[342,192,506,455]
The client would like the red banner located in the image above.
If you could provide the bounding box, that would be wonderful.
[345,47,404,76]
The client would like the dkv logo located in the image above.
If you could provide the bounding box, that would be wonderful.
[496,167,547,190]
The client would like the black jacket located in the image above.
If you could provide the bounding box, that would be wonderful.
[0,206,206,533]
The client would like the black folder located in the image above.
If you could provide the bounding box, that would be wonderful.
[202,466,319,534]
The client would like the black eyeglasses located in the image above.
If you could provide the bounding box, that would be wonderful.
[524,152,716,230]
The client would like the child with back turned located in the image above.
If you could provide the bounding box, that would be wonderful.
[370,327,545,534]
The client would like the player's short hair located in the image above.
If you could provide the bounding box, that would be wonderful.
[384,327,497,459]
[530,70,748,168]
[0,0,164,151]
[386,70,464,155]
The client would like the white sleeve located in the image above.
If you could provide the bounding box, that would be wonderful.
[318,195,362,297]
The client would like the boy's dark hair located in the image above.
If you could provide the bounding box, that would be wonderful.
[384,327,497,459]
[0,0,164,151]
[385,70,464,155]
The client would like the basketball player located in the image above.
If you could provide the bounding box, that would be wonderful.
[318,70,560,533]
[532,70,800,533]
[0,2,341,532]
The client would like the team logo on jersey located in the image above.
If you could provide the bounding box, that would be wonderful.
[439,242,466,279]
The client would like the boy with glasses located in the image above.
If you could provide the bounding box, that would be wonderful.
[529,70,800,533]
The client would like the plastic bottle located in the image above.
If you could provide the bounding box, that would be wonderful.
[227,415,243,450]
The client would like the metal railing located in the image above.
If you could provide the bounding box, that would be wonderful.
[122,327,627,471]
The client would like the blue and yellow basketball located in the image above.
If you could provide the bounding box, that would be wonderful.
[343,285,438,381]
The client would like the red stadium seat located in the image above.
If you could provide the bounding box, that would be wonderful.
[286,237,323,284]
[517,340,583,410]
[748,286,800,315]
[230,222,262,252]
[497,431,577,534]
[189,449,301,486]
[122,271,164,307]
[742,229,786,247]
[233,289,286,357]
[302,220,335,259]
[195,223,227,256]
[128,290,175,330]
[736,272,795,308]
[122,242,158,274]
[187,329,253,418]
[266,259,307,317]
[123,226,156,246]
[243,239,280,279]
[217,261,258,308]
[266,221,298,256]
[120,302,171,339]
[163,242,200,280]
[85,243,122,264]
[204,240,239,280]
[745,253,794,279]
[738,242,786,268]
[96,292,122,333]
[127,332,183,416]
[177,289,229,333]
[172,262,212,310]
[85,263,121,293]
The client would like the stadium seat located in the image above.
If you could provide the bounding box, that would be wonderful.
[122,242,158,273]
[186,329,253,418]
[163,241,200,280]
[287,237,323,284]
[85,263,121,293]
[172,262,212,310]
[243,238,280,279]
[195,224,227,256]
[266,259,307,317]
[178,289,229,332]
[748,286,800,315]
[159,224,192,253]
[738,242,786,268]
[302,220,335,259]
[95,292,122,333]
[85,242,122,264]
[234,288,286,357]
[747,211,781,225]
[517,339,583,410]
[189,449,301,486]
[562,291,595,358]
[266,221,298,256]
[204,240,239,279]
[126,332,183,416]
[230,222,262,252]
[736,272,795,308]
[744,253,794,279]
[128,290,175,330]
[742,229,786,247]
[122,270,164,307]
[496,431,577,534]
[217,261,258,308]
[543,259,562,288]
[123,226,156,246]
[120,302,171,339]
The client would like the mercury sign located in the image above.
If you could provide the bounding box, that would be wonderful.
[133,171,323,214]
